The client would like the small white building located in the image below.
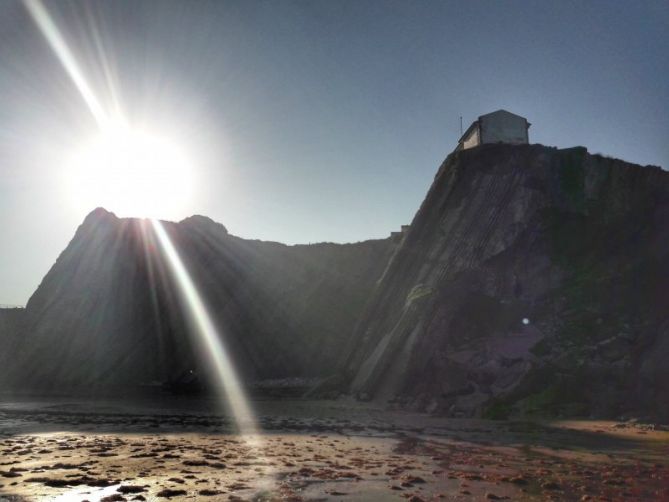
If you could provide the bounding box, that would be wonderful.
[457,110,530,150]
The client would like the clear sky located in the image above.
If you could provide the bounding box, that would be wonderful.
[0,0,667,305]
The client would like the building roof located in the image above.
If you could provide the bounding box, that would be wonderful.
[479,109,527,121]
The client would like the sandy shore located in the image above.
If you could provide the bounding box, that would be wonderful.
[0,398,667,501]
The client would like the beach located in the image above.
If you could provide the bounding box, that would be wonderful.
[0,398,667,501]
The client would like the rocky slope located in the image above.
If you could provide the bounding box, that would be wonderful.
[341,144,669,421]
[0,307,25,386]
[6,209,394,393]
[4,143,668,421]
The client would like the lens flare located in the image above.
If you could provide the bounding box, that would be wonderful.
[24,0,107,125]
[150,219,258,437]
[22,1,269,495]
[24,0,259,440]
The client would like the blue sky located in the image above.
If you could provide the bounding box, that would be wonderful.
[0,0,667,304]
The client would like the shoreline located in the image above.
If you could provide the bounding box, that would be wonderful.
[0,398,667,501]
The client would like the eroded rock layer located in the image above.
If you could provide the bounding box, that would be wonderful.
[343,144,669,420]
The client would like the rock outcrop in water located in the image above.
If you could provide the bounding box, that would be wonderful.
[4,143,668,421]
[341,144,669,420]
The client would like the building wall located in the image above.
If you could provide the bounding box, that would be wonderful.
[462,126,480,149]
[479,111,528,145]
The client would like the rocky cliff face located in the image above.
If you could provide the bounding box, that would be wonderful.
[6,143,668,420]
[342,144,669,421]
[0,307,25,387]
[7,209,394,393]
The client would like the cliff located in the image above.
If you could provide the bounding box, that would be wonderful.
[0,307,26,387]
[7,209,394,393]
[5,143,668,421]
[342,144,669,420]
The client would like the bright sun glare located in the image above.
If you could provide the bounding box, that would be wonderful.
[26,0,261,452]
[65,120,195,219]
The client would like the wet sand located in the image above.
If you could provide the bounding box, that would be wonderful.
[0,398,667,501]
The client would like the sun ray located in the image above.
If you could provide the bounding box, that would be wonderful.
[24,0,108,125]
[24,0,260,443]
[150,219,259,439]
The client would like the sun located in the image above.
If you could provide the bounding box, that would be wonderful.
[65,120,195,220]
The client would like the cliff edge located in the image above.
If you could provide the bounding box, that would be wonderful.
[342,144,669,420]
